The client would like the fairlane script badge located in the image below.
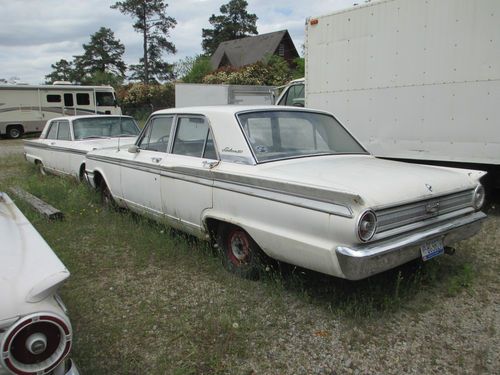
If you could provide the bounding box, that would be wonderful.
[222,147,243,153]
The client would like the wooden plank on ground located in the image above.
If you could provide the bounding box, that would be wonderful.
[9,187,64,220]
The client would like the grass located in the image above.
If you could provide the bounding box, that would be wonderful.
[0,153,497,374]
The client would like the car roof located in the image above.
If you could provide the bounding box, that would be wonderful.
[48,115,134,122]
[150,105,328,116]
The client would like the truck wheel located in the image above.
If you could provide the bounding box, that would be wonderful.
[217,223,262,279]
[7,126,23,139]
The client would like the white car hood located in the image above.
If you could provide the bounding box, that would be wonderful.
[252,155,484,207]
[0,193,69,321]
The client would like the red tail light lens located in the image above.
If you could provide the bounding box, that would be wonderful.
[1,313,71,375]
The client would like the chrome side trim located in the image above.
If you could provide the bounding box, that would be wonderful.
[214,180,353,217]
[24,142,88,156]
[336,211,486,280]
[86,154,355,218]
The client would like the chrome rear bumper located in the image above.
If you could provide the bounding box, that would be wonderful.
[336,211,486,280]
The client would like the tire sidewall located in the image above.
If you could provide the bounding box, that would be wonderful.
[217,224,262,279]
[8,127,22,139]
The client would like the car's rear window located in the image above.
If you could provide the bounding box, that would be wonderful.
[237,110,366,162]
[73,117,139,140]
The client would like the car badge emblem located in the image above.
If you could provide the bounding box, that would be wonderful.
[425,201,440,214]
[425,184,433,192]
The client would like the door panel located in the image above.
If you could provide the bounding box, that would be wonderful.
[161,116,215,232]
[120,116,173,217]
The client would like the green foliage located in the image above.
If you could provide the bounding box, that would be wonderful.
[177,55,212,83]
[75,27,126,78]
[44,59,75,84]
[202,0,258,55]
[45,27,126,86]
[292,57,305,79]
[111,0,177,83]
[202,56,292,86]
[82,71,124,88]
[117,82,174,121]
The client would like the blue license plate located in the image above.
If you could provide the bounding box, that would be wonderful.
[420,239,444,261]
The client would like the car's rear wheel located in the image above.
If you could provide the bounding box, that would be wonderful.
[217,223,262,279]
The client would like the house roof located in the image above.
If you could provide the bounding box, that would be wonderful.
[210,30,297,70]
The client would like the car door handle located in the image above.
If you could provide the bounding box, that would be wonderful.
[151,157,162,163]
[202,160,219,169]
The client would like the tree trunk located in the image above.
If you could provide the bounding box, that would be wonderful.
[142,3,149,84]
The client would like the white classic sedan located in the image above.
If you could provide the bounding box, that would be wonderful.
[24,115,140,181]
[0,193,79,375]
[85,106,487,280]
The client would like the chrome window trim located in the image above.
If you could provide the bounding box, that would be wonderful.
[234,108,369,164]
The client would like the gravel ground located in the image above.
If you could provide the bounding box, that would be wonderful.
[1,151,498,374]
[0,138,24,156]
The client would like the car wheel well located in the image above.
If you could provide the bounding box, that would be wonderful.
[204,217,222,244]
[215,222,264,279]
[34,159,46,176]
[93,171,104,189]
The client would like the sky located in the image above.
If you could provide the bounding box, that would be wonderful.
[0,0,357,84]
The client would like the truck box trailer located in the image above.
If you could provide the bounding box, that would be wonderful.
[175,83,276,107]
[0,83,121,138]
[278,0,500,186]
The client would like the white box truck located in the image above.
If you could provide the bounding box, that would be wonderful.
[0,83,121,138]
[278,0,500,187]
[175,83,276,107]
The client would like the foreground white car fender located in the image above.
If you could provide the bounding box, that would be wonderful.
[0,193,79,375]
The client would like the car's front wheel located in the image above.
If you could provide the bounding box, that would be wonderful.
[217,223,263,279]
[35,160,47,176]
[100,182,115,209]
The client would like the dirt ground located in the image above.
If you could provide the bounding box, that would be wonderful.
[0,138,24,156]
[1,149,498,375]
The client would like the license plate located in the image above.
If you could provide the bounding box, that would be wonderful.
[420,239,444,261]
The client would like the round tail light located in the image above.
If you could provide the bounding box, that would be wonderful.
[1,313,72,375]
[357,210,377,242]
[472,184,485,211]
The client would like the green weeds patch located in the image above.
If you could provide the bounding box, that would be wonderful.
[0,156,491,374]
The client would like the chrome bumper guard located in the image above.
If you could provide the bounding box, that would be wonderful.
[336,211,486,280]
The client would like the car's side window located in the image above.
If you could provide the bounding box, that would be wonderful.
[203,130,217,160]
[172,117,210,158]
[46,122,58,139]
[139,116,173,152]
[57,120,71,140]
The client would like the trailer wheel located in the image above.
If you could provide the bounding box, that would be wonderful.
[6,125,23,139]
[217,223,263,279]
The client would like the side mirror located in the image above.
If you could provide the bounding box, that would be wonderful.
[128,145,139,153]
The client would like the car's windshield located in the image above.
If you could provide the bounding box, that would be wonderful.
[237,110,367,162]
[73,117,140,140]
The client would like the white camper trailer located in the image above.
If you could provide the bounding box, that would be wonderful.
[0,83,121,138]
